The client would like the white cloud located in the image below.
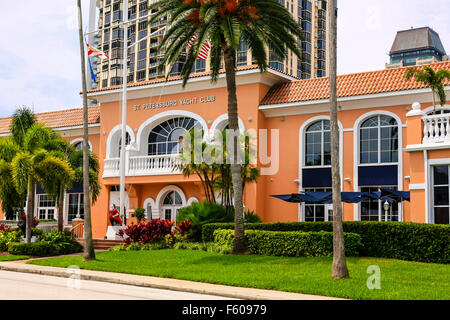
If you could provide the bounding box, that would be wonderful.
[0,0,90,117]
[0,0,449,117]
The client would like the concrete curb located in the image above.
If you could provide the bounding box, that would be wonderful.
[0,261,343,300]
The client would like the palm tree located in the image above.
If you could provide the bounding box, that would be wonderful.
[151,0,303,253]
[405,66,450,114]
[10,107,36,149]
[9,124,75,243]
[0,107,37,219]
[0,139,23,220]
[77,0,95,261]
[328,0,349,279]
[53,143,101,232]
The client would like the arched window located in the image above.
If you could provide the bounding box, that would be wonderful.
[162,191,183,221]
[118,132,131,155]
[360,115,398,164]
[148,117,202,155]
[74,142,83,150]
[163,191,183,206]
[305,120,331,167]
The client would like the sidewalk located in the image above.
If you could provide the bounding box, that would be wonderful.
[0,259,343,300]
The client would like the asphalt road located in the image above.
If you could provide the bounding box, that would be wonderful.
[0,270,236,300]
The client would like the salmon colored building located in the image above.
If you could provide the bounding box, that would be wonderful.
[1,62,450,238]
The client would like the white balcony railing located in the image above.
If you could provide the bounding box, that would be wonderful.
[104,158,120,177]
[103,155,182,177]
[129,154,182,176]
[422,113,450,144]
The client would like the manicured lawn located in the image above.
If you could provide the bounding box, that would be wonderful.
[0,255,29,261]
[28,250,449,300]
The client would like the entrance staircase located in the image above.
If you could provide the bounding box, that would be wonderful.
[77,239,123,251]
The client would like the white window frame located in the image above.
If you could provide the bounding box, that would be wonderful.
[353,111,404,221]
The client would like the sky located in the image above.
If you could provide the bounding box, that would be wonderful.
[0,0,449,118]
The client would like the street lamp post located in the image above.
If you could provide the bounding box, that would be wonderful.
[119,0,129,225]
[383,201,390,222]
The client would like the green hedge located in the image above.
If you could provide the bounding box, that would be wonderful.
[204,222,450,264]
[8,240,82,257]
[213,229,362,257]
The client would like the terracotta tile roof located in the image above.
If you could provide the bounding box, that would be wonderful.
[260,61,450,106]
[87,64,295,94]
[0,107,100,135]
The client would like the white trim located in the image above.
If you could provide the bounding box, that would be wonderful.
[156,185,187,220]
[409,184,425,190]
[106,124,135,158]
[143,197,156,220]
[0,123,100,137]
[352,110,403,221]
[209,114,246,133]
[135,110,208,154]
[187,197,199,206]
[155,185,187,208]
[428,158,450,165]
[70,138,93,151]
[298,116,344,222]
[422,104,450,115]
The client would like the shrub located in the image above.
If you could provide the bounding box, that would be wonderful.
[7,240,82,257]
[204,222,450,264]
[118,219,174,245]
[244,210,262,223]
[176,201,234,242]
[132,208,146,223]
[213,229,362,257]
[0,230,22,252]
[109,242,169,252]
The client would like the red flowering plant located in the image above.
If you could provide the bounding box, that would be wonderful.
[118,218,175,245]
[0,224,11,233]
[165,220,193,247]
[176,220,192,237]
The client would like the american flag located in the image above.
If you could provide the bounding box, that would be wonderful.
[187,32,211,60]
[186,32,199,49]
[197,41,211,60]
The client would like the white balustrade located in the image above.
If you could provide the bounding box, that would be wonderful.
[129,154,182,175]
[422,114,450,144]
[104,154,182,177]
[103,158,120,177]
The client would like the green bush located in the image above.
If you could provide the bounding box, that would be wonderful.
[244,210,262,223]
[213,229,362,257]
[173,241,232,254]
[109,242,169,252]
[6,230,82,257]
[176,201,234,242]
[0,230,22,252]
[204,222,450,263]
[8,240,82,257]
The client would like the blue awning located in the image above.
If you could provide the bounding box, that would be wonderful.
[272,190,410,204]
[358,165,398,186]
[302,168,332,188]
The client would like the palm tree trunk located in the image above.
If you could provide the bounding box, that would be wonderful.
[77,0,95,261]
[57,186,64,232]
[329,0,349,279]
[25,177,34,243]
[223,46,247,254]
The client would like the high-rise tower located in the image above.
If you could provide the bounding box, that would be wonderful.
[91,0,330,89]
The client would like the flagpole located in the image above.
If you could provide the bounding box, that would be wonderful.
[119,0,129,225]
